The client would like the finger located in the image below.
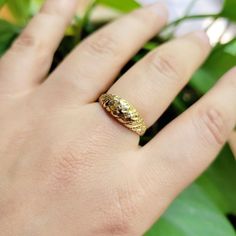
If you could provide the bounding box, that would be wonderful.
[0,0,78,93]
[108,31,211,128]
[46,3,168,103]
[138,68,236,226]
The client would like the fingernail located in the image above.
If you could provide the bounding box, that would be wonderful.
[145,2,169,19]
[193,30,211,46]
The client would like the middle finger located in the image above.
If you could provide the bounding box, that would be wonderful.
[46,3,168,104]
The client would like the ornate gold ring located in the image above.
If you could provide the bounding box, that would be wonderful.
[99,94,147,136]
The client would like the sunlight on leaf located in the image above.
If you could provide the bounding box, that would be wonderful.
[224,40,236,56]
[30,0,43,15]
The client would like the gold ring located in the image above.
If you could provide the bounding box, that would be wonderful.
[99,94,147,136]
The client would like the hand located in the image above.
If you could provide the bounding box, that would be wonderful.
[0,1,235,235]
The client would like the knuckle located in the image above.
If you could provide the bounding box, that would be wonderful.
[149,52,181,82]
[100,216,132,236]
[11,32,51,64]
[195,107,228,146]
[13,32,42,51]
[83,33,119,57]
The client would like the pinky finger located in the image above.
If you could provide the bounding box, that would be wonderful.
[138,68,236,223]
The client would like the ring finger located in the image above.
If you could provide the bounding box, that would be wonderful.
[107,31,211,139]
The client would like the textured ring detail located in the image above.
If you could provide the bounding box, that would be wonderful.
[99,94,147,136]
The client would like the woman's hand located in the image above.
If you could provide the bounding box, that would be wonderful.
[0,1,235,235]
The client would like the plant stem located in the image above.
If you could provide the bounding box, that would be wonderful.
[74,0,97,44]
[168,0,199,40]
[167,13,220,29]
[155,13,220,44]
[184,0,199,16]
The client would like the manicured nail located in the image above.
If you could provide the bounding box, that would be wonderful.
[145,2,169,19]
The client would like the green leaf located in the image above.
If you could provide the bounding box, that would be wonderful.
[190,69,216,94]
[145,183,235,236]
[6,0,31,23]
[30,0,44,15]
[221,0,236,21]
[224,39,236,56]
[0,19,20,55]
[190,39,236,94]
[0,0,6,8]
[197,145,236,214]
[97,0,140,12]
[143,42,158,51]
[172,96,187,113]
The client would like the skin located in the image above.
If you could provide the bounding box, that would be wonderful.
[0,1,235,235]
[230,131,236,158]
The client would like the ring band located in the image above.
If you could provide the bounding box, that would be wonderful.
[99,94,147,136]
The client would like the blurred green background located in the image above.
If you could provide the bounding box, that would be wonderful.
[0,0,235,235]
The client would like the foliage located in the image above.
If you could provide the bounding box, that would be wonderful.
[0,0,6,8]
[6,0,31,23]
[221,0,236,21]
[0,19,19,55]
[146,145,236,236]
[97,0,140,12]
[0,0,235,235]
[191,38,236,94]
